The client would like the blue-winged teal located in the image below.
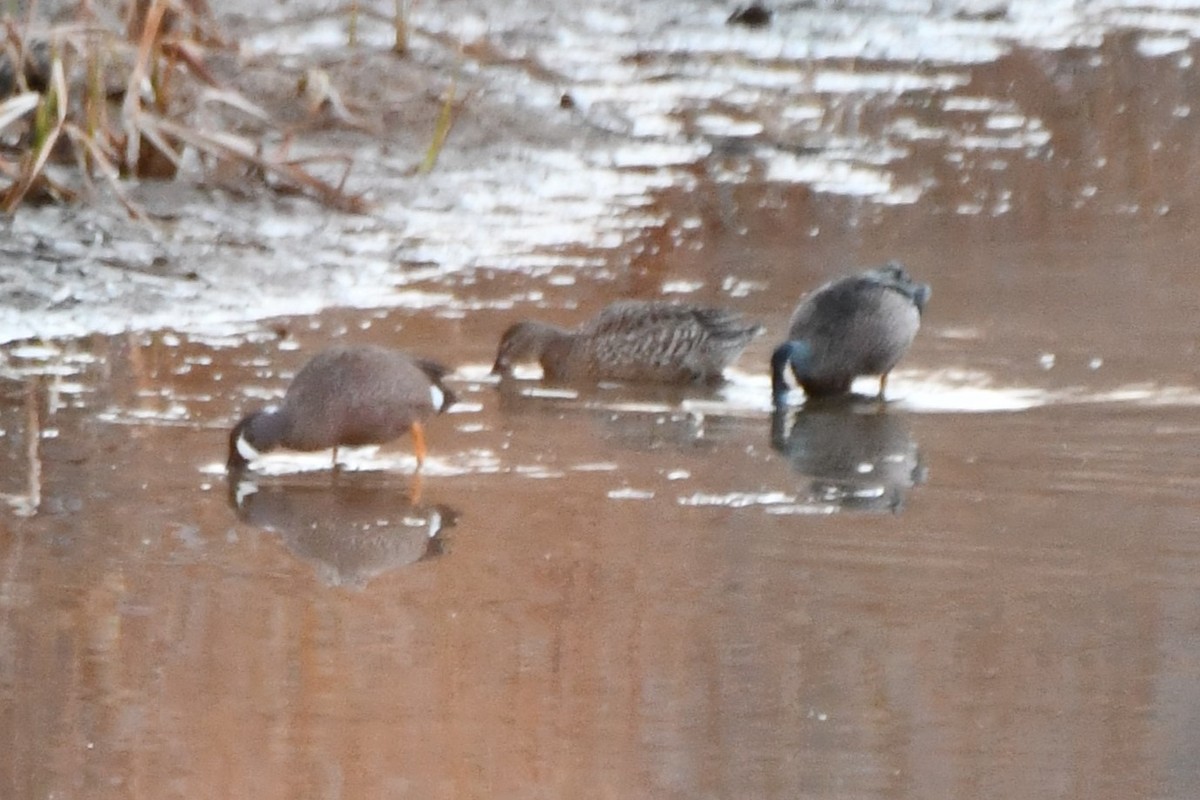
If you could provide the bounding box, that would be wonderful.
[771,262,930,404]
[227,345,456,471]
[491,300,763,384]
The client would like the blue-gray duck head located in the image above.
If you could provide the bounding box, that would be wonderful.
[770,340,813,406]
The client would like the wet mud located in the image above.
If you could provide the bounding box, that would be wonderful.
[3,2,1200,798]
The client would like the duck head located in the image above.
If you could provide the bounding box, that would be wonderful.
[226,408,287,472]
[491,321,570,377]
[770,340,813,407]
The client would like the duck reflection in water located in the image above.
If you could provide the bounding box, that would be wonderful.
[770,398,925,513]
[495,379,742,452]
[228,477,456,588]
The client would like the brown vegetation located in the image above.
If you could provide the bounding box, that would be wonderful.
[0,0,389,217]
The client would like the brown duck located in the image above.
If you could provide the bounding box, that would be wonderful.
[491,300,763,384]
[227,345,456,472]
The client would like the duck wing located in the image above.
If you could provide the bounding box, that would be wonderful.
[578,301,761,379]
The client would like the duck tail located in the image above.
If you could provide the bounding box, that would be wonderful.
[735,322,767,342]
[695,308,765,342]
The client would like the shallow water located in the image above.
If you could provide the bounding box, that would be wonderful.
[4,2,1200,798]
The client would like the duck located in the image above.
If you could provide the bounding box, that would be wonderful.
[770,262,930,405]
[226,345,456,472]
[491,299,763,384]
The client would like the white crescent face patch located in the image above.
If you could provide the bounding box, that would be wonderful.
[236,432,262,463]
[428,384,445,410]
[235,406,278,463]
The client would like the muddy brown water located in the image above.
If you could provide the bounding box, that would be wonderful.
[3,9,1200,800]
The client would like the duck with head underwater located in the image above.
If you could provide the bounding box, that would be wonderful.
[770,262,931,406]
[227,344,456,472]
[492,299,763,385]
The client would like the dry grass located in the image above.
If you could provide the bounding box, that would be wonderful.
[0,0,393,217]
